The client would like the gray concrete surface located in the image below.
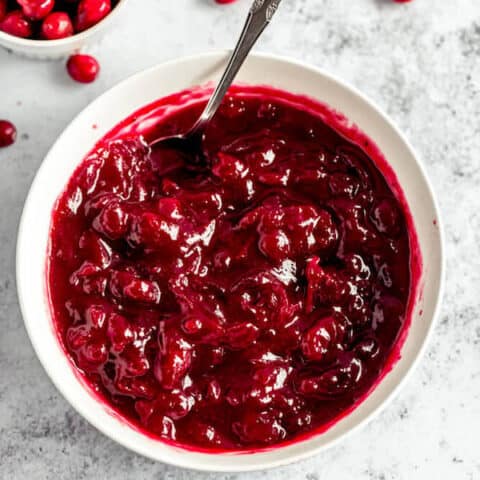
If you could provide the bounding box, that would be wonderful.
[1,0,479,478]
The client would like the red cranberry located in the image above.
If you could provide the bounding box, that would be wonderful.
[116,376,156,400]
[109,270,161,304]
[139,412,176,439]
[370,198,401,237]
[233,410,286,445]
[66,54,100,84]
[225,322,260,350]
[119,344,150,376]
[66,325,90,350]
[355,338,380,360]
[0,120,17,148]
[129,211,182,253]
[154,327,193,390]
[75,0,111,32]
[41,12,74,39]
[184,420,229,447]
[78,231,112,268]
[84,304,107,329]
[0,11,32,38]
[153,390,194,420]
[258,229,290,262]
[301,314,348,362]
[107,313,133,353]
[93,201,128,239]
[17,0,54,21]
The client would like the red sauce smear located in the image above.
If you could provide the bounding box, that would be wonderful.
[47,85,421,451]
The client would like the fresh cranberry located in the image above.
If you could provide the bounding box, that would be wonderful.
[41,12,74,39]
[66,54,100,84]
[75,0,111,32]
[17,0,54,21]
[0,11,32,38]
[0,120,17,148]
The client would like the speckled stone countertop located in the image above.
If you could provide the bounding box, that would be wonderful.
[1,0,479,478]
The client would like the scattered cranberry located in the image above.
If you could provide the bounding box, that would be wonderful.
[66,54,100,83]
[17,0,54,21]
[41,12,73,39]
[0,10,32,38]
[0,120,17,148]
[75,0,111,32]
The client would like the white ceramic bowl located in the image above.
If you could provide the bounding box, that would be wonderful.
[0,0,128,59]
[16,52,444,472]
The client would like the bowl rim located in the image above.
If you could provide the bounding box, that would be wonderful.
[16,50,445,472]
[0,0,129,49]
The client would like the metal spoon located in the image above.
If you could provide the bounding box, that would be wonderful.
[149,0,282,162]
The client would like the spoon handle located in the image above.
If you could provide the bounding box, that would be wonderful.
[191,0,282,136]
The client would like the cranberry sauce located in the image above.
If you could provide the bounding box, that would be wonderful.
[48,85,420,451]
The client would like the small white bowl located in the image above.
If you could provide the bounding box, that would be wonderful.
[0,0,128,60]
[16,52,444,472]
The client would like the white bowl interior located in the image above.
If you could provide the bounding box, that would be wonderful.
[16,52,444,472]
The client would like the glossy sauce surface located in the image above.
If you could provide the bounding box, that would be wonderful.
[48,86,419,450]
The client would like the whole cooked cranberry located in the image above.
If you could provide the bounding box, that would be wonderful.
[139,411,176,439]
[183,420,229,447]
[66,54,100,83]
[93,201,128,239]
[17,0,54,20]
[0,120,17,148]
[225,322,260,349]
[75,0,111,32]
[233,410,286,445]
[109,270,161,304]
[0,11,32,38]
[370,198,401,237]
[78,230,112,268]
[298,355,364,398]
[154,327,193,390]
[301,314,348,362]
[258,229,290,262]
[107,313,133,353]
[41,12,74,39]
